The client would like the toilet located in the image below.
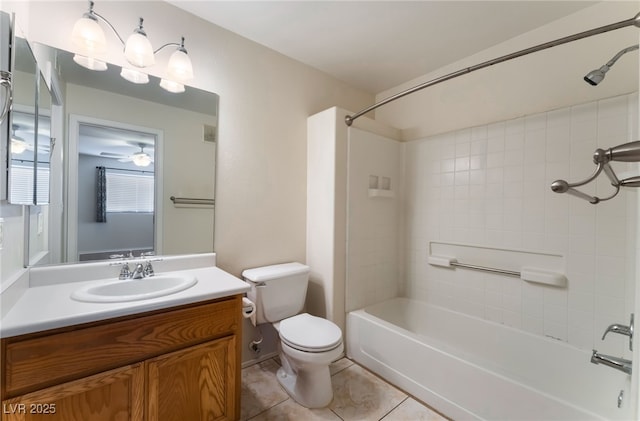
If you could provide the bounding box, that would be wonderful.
[242,262,344,408]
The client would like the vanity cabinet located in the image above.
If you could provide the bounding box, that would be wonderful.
[0,295,242,421]
[2,363,145,421]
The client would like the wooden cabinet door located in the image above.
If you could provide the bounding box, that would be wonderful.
[1,363,144,421]
[147,337,237,421]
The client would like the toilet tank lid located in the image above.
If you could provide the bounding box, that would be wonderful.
[242,262,310,283]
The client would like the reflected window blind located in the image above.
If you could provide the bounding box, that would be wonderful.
[10,163,49,204]
[106,170,154,213]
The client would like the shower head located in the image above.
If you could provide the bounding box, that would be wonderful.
[584,65,609,86]
[584,44,638,86]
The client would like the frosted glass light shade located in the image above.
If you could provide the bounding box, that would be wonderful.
[167,49,194,82]
[132,152,152,167]
[73,54,108,71]
[159,78,185,93]
[71,16,107,55]
[124,32,155,68]
[120,68,149,84]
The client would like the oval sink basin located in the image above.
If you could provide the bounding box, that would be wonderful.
[71,275,198,303]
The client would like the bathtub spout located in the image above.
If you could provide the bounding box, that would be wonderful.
[591,350,632,375]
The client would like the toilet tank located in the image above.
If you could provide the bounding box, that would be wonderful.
[242,262,310,324]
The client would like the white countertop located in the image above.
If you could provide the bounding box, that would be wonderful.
[1,260,250,338]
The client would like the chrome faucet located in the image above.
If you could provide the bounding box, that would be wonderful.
[591,350,632,375]
[131,263,146,279]
[130,260,156,279]
[118,263,131,280]
[143,260,155,277]
[112,258,160,280]
[602,314,634,351]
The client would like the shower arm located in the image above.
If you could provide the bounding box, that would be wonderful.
[345,12,640,126]
[604,44,639,68]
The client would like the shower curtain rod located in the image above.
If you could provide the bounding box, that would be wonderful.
[344,12,640,126]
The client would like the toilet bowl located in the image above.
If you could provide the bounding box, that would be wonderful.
[242,263,344,408]
[274,313,344,408]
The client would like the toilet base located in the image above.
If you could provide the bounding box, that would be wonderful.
[277,364,334,409]
[276,341,344,409]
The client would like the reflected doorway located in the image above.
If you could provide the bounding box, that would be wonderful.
[66,115,164,262]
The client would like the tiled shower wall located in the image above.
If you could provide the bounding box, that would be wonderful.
[346,128,402,312]
[404,93,638,356]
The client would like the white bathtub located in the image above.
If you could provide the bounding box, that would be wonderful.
[347,297,633,420]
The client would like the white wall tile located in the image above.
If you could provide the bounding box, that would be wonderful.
[396,93,637,351]
[346,94,635,350]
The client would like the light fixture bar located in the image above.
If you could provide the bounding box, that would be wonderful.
[72,0,195,91]
[86,1,125,46]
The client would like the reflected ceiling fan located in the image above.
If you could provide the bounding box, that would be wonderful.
[100,143,154,167]
[10,124,49,155]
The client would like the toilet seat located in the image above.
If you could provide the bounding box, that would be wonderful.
[279,313,342,353]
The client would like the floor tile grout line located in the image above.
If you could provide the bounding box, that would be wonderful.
[378,396,410,421]
[244,396,289,421]
[329,408,346,421]
[330,363,355,377]
[242,356,445,421]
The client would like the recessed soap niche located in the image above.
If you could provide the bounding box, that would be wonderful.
[368,175,394,198]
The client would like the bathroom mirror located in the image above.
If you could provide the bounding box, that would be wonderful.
[7,36,37,205]
[35,71,51,205]
[32,43,218,265]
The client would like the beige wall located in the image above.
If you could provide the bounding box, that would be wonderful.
[375,1,639,140]
[1,1,373,280]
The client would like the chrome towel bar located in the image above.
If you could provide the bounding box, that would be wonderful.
[450,261,520,278]
[428,255,567,287]
[170,196,215,206]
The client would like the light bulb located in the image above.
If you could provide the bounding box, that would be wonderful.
[159,78,185,93]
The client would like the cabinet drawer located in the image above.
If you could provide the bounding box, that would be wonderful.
[3,296,241,398]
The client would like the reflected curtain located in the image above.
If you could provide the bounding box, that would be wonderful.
[96,166,107,223]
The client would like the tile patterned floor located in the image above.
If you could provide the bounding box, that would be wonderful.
[241,357,448,421]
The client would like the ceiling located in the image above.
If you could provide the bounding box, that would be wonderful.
[168,1,597,94]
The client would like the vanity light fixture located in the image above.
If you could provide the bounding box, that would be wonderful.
[70,1,107,57]
[166,37,193,82]
[71,1,194,92]
[72,54,107,71]
[120,67,149,84]
[159,78,185,93]
[123,18,155,68]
